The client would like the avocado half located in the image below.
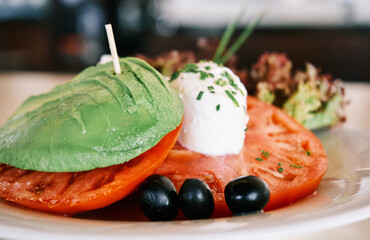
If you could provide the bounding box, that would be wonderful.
[0,58,184,172]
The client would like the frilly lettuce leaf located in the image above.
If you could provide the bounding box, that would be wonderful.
[250,53,345,129]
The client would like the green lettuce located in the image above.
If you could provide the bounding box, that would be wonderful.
[250,53,345,129]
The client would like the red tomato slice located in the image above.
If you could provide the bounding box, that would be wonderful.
[0,123,181,215]
[156,97,327,217]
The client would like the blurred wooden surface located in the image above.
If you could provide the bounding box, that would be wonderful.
[143,29,370,81]
[0,28,369,81]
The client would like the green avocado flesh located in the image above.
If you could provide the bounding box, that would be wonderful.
[0,57,183,172]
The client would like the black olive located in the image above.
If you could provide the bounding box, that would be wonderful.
[224,175,270,215]
[179,178,214,219]
[137,175,179,221]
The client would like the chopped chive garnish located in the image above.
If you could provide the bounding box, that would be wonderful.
[244,127,248,132]
[216,104,221,111]
[196,91,204,100]
[200,71,214,80]
[238,88,245,96]
[278,163,282,166]
[305,150,311,156]
[290,165,303,169]
[232,91,237,95]
[208,86,215,93]
[261,150,270,158]
[225,90,239,107]
[200,71,207,80]
[183,63,199,73]
[222,71,239,90]
[205,66,211,70]
[255,157,263,162]
[278,167,284,173]
[170,72,179,82]
[214,78,227,86]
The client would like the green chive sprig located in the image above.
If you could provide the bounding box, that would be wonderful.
[290,165,303,169]
[213,9,266,65]
[261,150,270,158]
[197,91,204,100]
[213,10,245,63]
[225,90,240,107]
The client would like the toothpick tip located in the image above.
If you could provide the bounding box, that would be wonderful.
[105,23,121,74]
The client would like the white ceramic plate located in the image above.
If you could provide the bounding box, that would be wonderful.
[0,127,369,240]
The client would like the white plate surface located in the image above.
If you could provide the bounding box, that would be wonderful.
[0,127,369,240]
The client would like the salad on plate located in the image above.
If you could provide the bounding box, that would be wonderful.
[0,16,342,221]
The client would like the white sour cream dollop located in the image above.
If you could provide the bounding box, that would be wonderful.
[171,61,249,156]
[98,54,114,65]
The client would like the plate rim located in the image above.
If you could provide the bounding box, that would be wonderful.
[0,127,369,240]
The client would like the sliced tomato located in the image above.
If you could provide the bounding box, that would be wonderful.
[0,123,181,215]
[156,97,327,217]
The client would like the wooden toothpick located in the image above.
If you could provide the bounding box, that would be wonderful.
[105,24,121,74]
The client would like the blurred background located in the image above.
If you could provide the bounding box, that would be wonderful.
[0,0,369,81]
